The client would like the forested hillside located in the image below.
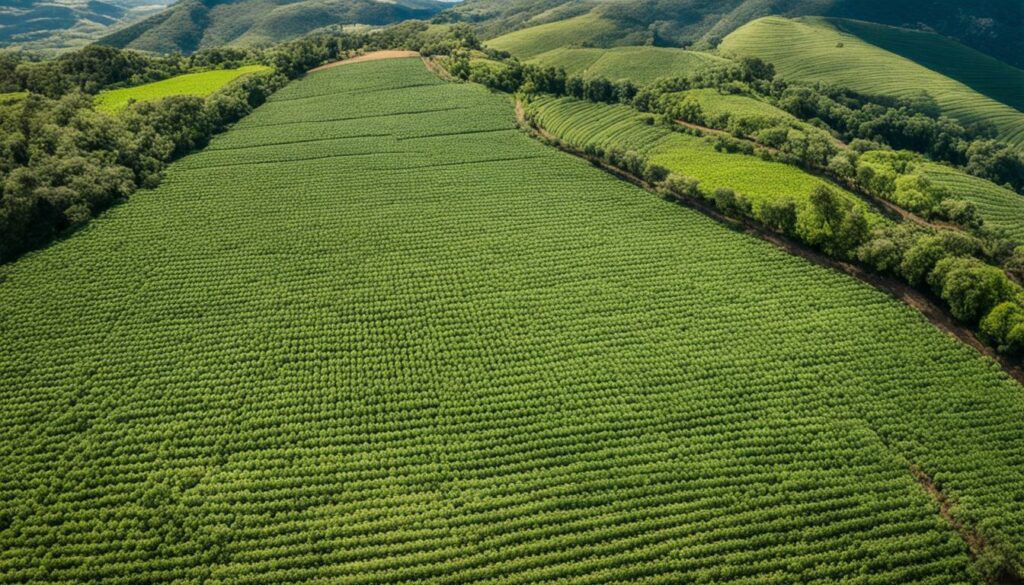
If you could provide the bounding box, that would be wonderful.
[441,0,1023,67]
[98,0,445,53]
[0,0,172,53]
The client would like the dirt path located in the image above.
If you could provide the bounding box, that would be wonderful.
[308,50,421,73]
[515,100,1024,384]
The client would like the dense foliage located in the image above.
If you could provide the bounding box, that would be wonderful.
[501,67,1024,357]
[0,23,479,263]
[0,66,286,262]
[720,17,1024,158]
[1,58,1022,582]
[0,45,259,99]
[95,0,447,54]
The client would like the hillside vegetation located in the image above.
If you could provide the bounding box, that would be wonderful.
[525,47,728,85]
[832,19,1024,113]
[0,0,171,53]
[442,0,1023,67]
[720,17,1024,152]
[98,0,445,54]
[667,88,808,129]
[484,11,623,59]
[919,164,1024,243]
[525,95,882,227]
[2,56,1023,582]
[94,65,273,111]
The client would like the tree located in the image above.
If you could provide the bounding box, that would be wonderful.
[927,257,1020,323]
[937,198,982,229]
[898,231,980,286]
[965,140,1024,193]
[759,199,798,235]
[835,207,870,256]
[980,300,1024,354]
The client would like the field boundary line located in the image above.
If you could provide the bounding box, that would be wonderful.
[269,82,441,103]
[307,51,421,73]
[178,150,416,171]
[396,128,518,141]
[235,107,467,129]
[515,100,1024,384]
[208,133,393,151]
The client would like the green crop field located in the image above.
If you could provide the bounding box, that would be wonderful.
[833,19,1024,113]
[2,57,1023,582]
[527,47,728,85]
[93,65,273,111]
[855,149,1024,243]
[919,163,1024,243]
[720,17,1024,151]
[669,88,802,126]
[485,11,622,59]
[525,95,880,229]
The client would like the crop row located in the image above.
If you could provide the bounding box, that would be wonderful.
[1,58,1021,582]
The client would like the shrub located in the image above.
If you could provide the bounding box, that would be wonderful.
[927,257,1020,323]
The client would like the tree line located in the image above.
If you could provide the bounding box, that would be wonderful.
[459,52,1024,358]
[0,22,477,264]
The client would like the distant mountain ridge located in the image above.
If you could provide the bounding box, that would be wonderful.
[97,0,446,54]
[439,0,1024,68]
[0,0,171,52]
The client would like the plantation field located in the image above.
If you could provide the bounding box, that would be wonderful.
[525,95,880,227]
[527,47,728,85]
[919,163,1024,243]
[2,57,1024,582]
[93,65,273,111]
[834,19,1024,113]
[720,17,1024,151]
[669,88,803,126]
[485,11,622,59]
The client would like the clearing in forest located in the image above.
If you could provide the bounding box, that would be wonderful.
[94,64,273,111]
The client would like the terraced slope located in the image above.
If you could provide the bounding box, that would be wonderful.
[669,88,802,125]
[485,11,622,59]
[1,57,1023,582]
[526,95,878,225]
[833,19,1024,113]
[720,17,1024,151]
[94,65,273,111]
[527,47,728,85]
[919,164,1024,243]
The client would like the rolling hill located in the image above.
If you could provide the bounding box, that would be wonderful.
[97,0,446,54]
[447,0,1023,68]
[524,46,729,85]
[720,16,1024,152]
[525,95,884,229]
[0,0,170,53]
[2,55,1022,581]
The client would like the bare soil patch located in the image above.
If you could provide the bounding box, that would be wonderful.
[309,51,421,73]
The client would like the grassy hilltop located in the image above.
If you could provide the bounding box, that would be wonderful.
[447,0,1024,67]
[721,17,1024,152]
[2,57,1022,582]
